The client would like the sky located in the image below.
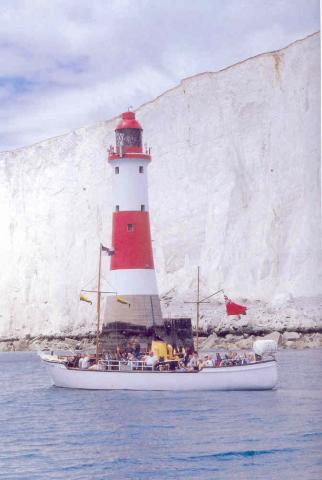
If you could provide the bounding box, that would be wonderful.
[0,0,320,151]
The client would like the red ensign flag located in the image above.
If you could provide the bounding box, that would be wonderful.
[224,295,247,316]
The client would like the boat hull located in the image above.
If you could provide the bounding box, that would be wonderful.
[43,360,278,391]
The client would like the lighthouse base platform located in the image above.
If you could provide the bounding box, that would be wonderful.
[100,318,193,353]
[105,294,163,329]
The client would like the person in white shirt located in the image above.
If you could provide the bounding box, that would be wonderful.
[82,355,90,369]
[188,352,200,371]
[202,355,213,367]
[145,352,158,369]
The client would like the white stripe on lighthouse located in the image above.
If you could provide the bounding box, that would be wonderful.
[108,269,159,296]
[112,158,150,211]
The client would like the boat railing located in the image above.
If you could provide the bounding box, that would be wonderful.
[101,359,153,372]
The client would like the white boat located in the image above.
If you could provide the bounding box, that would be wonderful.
[40,352,278,391]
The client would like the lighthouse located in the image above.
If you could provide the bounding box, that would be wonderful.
[103,111,163,338]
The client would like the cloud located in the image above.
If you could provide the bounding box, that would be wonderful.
[0,0,319,151]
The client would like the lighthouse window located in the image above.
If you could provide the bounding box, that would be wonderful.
[127,224,134,232]
[139,166,144,173]
[115,205,119,211]
[115,167,119,174]
[141,205,145,211]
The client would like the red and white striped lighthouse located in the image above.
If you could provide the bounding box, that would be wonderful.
[104,111,163,331]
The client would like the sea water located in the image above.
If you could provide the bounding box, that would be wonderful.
[0,349,321,480]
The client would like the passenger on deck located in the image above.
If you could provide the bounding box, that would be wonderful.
[126,342,134,355]
[104,352,112,362]
[126,352,135,368]
[177,360,186,372]
[202,355,214,367]
[78,355,84,369]
[177,346,185,360]
[89,361,105,371]
[134,342,141,359]
[183,347,190,366]
[67,356,77,368]
[229,351,237,365]
[235,354,242,366]
[247,352,255,363]
[115,346,122,361]
[82,355,90,369]
[145,351,158,369]
[187,351,199,371]
[241,354,248,365]
[121,351,128,361]
[214,353,222,367]
[222,354,229,366]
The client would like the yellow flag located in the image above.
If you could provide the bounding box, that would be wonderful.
[117,295,131,307]
[80,293,92,305]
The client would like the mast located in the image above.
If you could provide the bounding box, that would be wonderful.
[196,266,200,353]
[96,243,102,364]
[185,267,223,354]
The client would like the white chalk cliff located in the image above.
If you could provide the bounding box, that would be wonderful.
[0,32,321,338]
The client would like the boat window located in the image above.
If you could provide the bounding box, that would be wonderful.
[115,166,119,174]
[141,205,145,211]
[115,205,119,211]
[139,166,144,173]
[127,224,134,232]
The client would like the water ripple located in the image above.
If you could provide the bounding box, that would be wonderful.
[183,447,297,461]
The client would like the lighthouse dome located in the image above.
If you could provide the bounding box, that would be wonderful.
[116,111,142,130]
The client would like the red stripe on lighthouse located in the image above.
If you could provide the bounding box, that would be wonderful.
[110,211,154,270]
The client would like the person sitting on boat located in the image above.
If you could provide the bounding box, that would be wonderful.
[241,354,248,365]
[126,352,136,369]
[82,355,90,369]
[187,352,199,371]
[214,353,222,367]
[78,355,88,369]
[247,352,255,363]
[221,354,229,367]
[134,342,141,359]
[235,354,242,366]
[202,355,213,367]
[66,356,77,368]
[177,360,187,372]
[144,351,158,370]
[177,346,185,360]
[88,361,105,371]
[229,351,237,365]
[78,355,84,369]
[121,351,129,362]
[166,343,174,360]
[115,346,122,361]
[183,347,191,366]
